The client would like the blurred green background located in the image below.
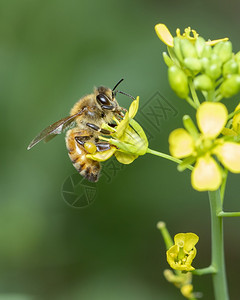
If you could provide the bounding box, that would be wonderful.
[1,0,240,299]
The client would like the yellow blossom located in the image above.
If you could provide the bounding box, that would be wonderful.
[167,233,199,271]
[169,102,240,191]
[86,97,148,164]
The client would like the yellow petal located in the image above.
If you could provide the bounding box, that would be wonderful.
[155,23,174,47]
[174,233,199,252]
[197,102,228,138]
[214,142,240,173]
[169,128,195,158]
[86,147,116,162]
[114,151,138,164]
[114,112,129,139]
[191,156,222,191]
[181,284,194,299]
[129,96,139,118]
[206,37,229,46]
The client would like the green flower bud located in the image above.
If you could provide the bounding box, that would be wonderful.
[168,65,189,98]
[180,39,197,58]
[235,51,240,62]
[210,53,222,65]
[195,37,206,58]
[200,57,210,70]
[205,63,221,80]
[162,52,174,67]
[220,74,240,98]
[183,57,202,73]
[173,37,184,63]
[201,45,212,58]
[194,74,213,91]
[223,59,238,77]
[213,41,232,63]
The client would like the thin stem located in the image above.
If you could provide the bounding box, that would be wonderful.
[157,221,173,249]
[207,89,215,102]
[189,78,201,107]
[147,148,193,170]
[215,94,223,102]
[227,108,240,120]
[193,265,216,276]
[186,96,198,109]
[220,170,228,204]
[218,211,240,217]
[208,190,229,300]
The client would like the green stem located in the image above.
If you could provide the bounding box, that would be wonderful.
[227,108,240,120]
[193,265,216,276]
[208,190,229,300]
[147,148,193,170]
[189,78,201,107]
[220,170,228,204]
[207,89,215,102]
[186,96,198,109]
[157,221,173,249]
[218,211,240,217]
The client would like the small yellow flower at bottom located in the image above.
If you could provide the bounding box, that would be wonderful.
[167,233,199,272]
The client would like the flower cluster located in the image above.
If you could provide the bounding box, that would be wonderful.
[155,24,240,104]
[86,97,148,164]
[169,102,240,191]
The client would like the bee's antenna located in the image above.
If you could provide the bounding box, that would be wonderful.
[118,90,135,100]
[112,78,124,92]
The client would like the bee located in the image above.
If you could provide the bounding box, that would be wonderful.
[27,79,129,182]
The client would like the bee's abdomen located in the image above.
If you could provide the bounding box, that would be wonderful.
[65,129,100,182]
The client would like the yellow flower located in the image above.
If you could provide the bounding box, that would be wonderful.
[167,233,199,271]
[169,102,240,191]
[86,97,148,164]
[155,23,228,47]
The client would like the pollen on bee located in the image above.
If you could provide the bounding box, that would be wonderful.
[84,142,97,154]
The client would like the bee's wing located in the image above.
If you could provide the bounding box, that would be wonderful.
[27,111,83,150]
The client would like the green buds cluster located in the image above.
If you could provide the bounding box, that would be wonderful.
[163,33,240,101]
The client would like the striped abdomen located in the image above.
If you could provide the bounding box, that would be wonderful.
[65,128,100,182]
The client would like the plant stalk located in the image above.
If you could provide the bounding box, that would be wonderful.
[208,190,229,300]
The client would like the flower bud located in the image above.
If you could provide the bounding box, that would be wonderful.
[183,57,202,73]
[195,37,206,58]
[200,57,210,70]
[235,51,240,62]
[162,52,174,67]
[180,39,197,58]
[223,59,238,77]
[210,53,222,65]
[173,37,184,63]
[194,74,213,91]
[201,45,212,58]
[205,63,221,80]
[168,66,189,98]
[220,74,240,98]
[213,41,232,63]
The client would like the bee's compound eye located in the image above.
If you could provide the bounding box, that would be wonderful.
[96,94,111,106]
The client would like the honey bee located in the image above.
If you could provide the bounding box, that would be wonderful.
[27,79,129,182]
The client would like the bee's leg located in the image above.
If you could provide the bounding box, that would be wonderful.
[86,123,111,135]
[95,142,111,152]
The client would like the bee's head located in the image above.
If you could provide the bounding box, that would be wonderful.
[95,79,124,112]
